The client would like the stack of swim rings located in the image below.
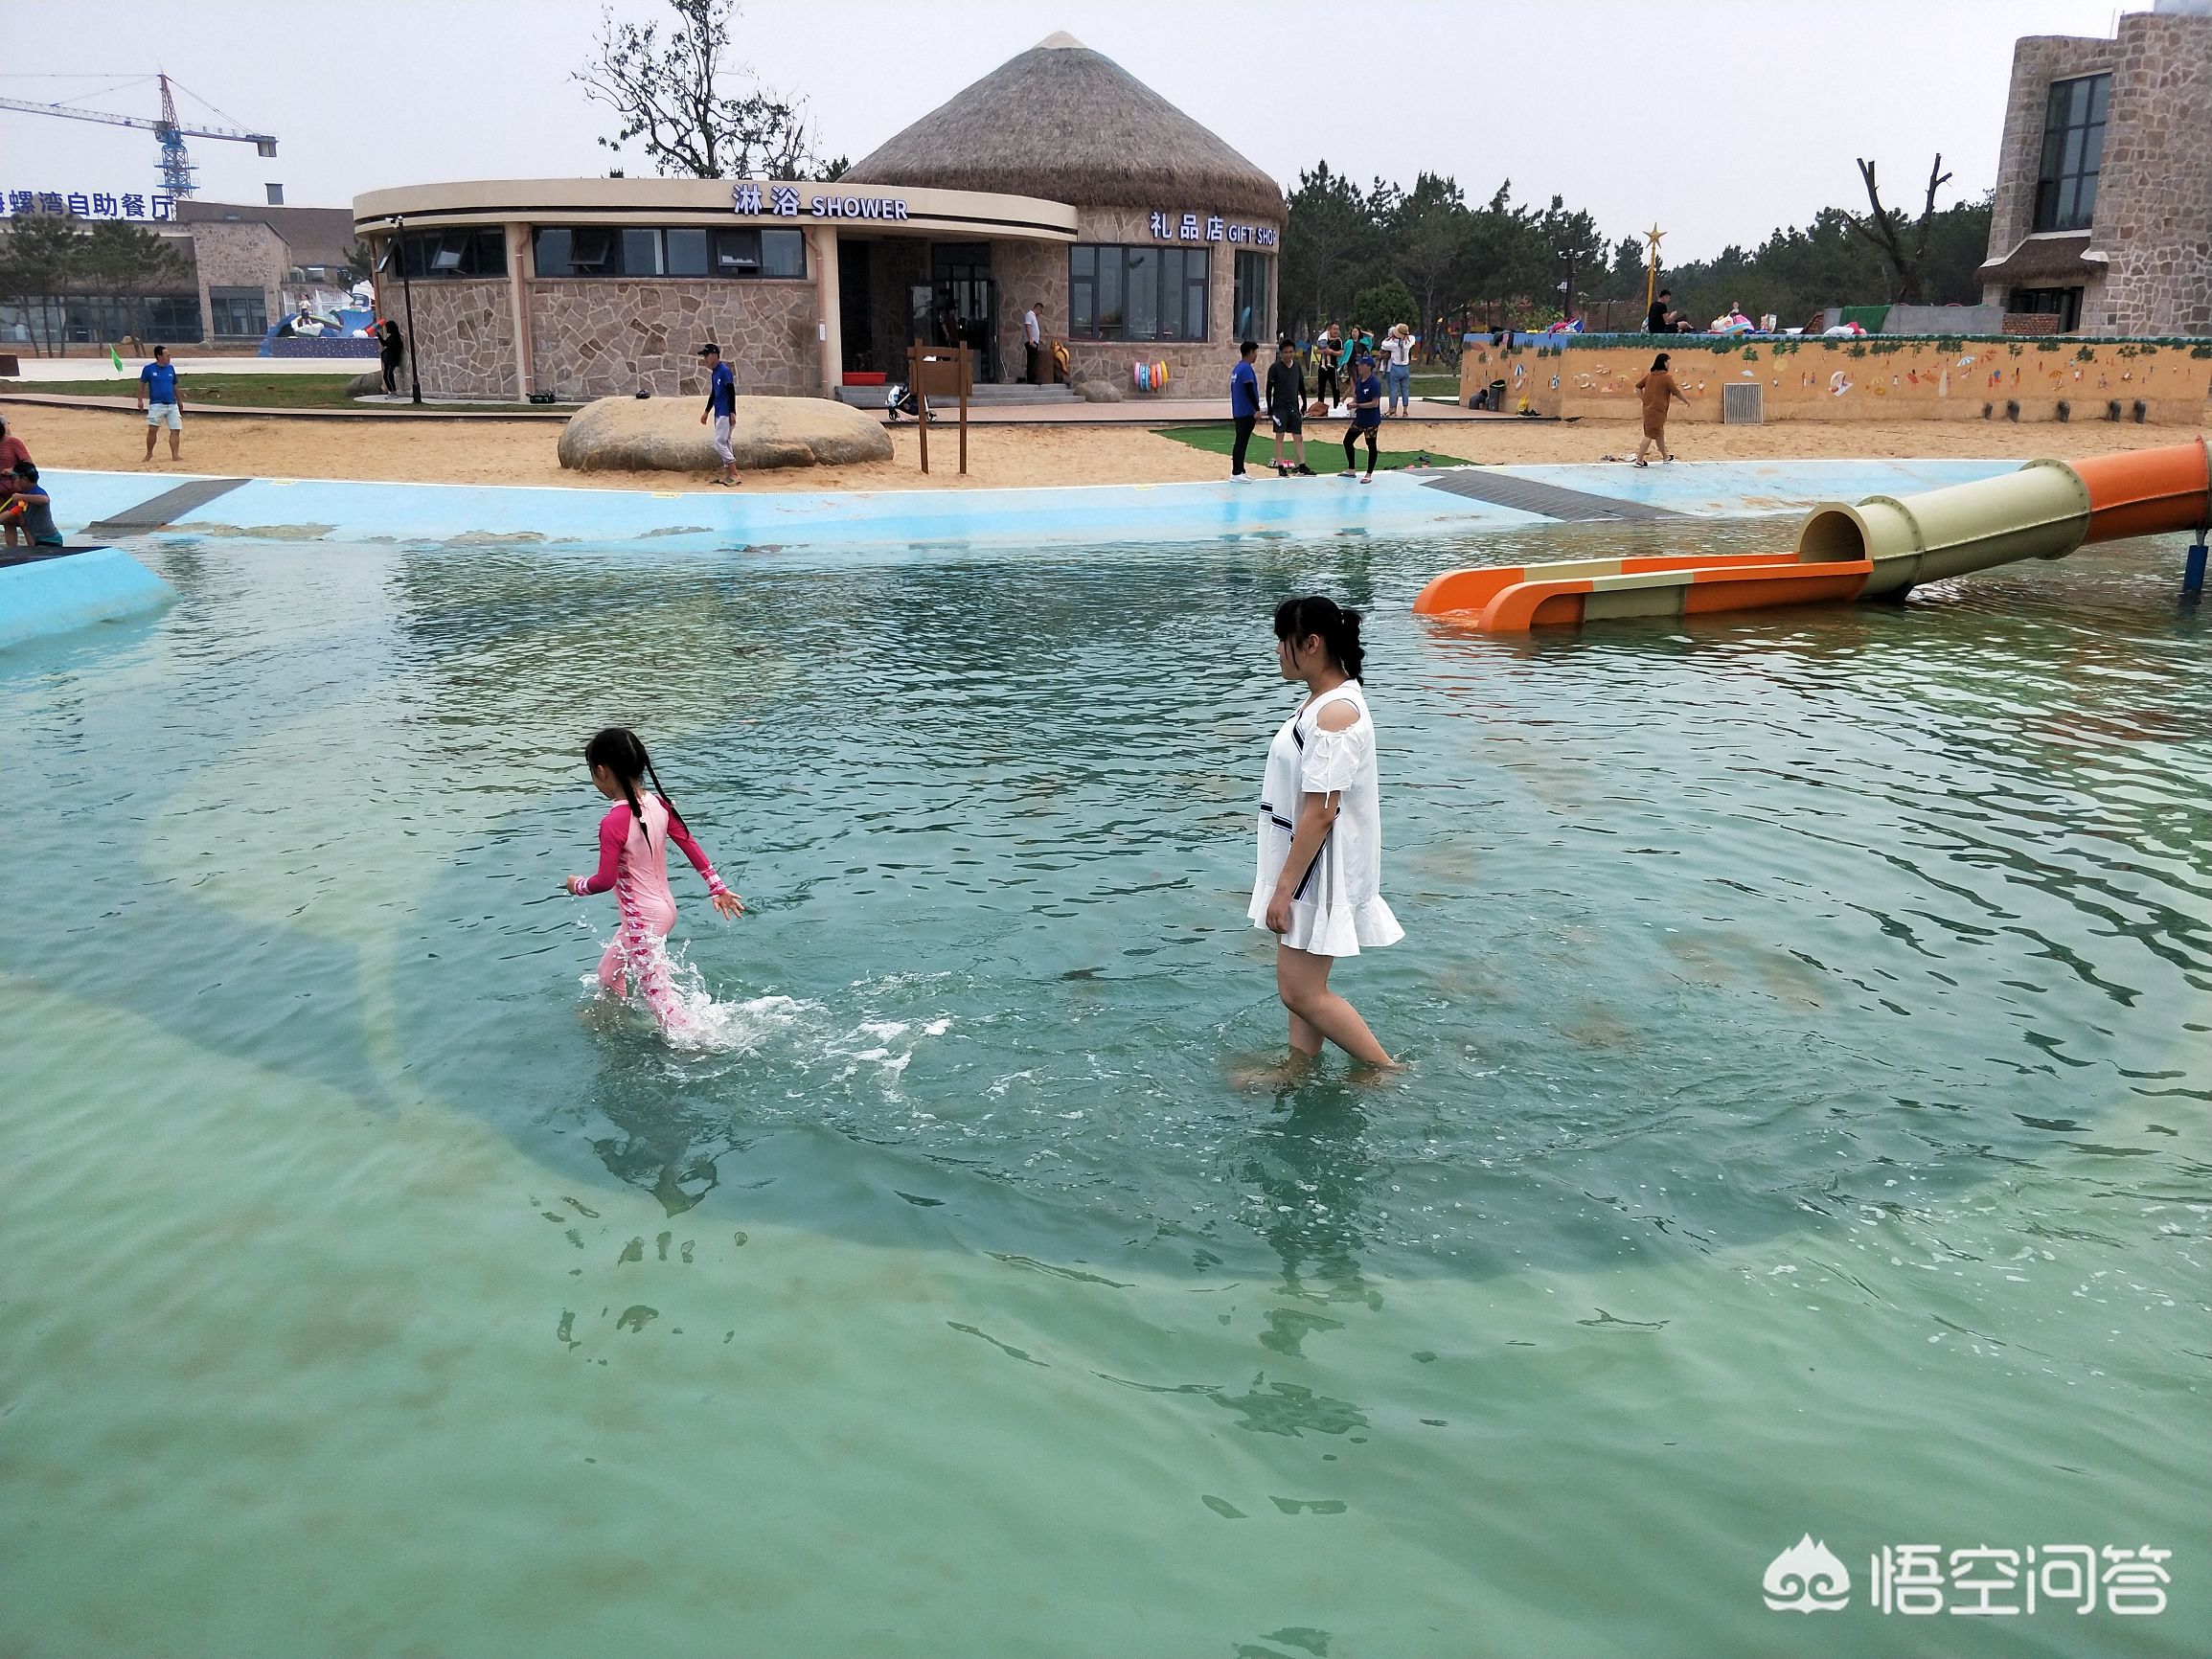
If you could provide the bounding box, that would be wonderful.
[1131,360,1170,393]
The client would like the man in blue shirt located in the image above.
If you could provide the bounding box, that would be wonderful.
[137,345,183,464]
[1228,339,1261,481]
[696,342,740,486]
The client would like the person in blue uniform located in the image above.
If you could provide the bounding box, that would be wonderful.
[1229,339,1261,481]
[696,343,741,486]
[137,346,183,464]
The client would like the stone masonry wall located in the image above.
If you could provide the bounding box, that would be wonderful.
[2094,12,2212,336]
[527,280,817,400]
[1460,334,2212,424]
[1984,34,2120,264]
[189,220,286,341]
[989,238,1061,382]
[1981,15,2210,335]
[372,278,514,398]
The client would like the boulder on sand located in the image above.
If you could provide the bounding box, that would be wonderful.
[558,395,893,472]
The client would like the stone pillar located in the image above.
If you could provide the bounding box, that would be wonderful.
[505,222,533,400]
[811,225,841,397]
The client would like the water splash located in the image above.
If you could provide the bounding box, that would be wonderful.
[579,935,809,1055]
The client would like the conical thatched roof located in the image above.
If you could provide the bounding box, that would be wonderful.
[844,34,1284,222]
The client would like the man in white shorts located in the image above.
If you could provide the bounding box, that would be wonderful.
[137,345,183,463]
[696,342,740,486]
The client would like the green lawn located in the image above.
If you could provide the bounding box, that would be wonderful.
[0,374,574,412]
[1155,421,1469,472]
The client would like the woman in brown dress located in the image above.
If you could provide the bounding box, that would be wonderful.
[1633,352,1692,466]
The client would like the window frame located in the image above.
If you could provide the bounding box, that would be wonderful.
[208,284,268,337]
[2032,73,2109,233]
[1233,250,1271,347]
[532,224,809,280]
[396,227,506,280]
[1063,243,1210,343]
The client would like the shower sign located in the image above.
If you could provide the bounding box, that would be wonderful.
[732,183,909,220]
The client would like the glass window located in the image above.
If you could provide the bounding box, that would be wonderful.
[714,228,761,273]
[621,228,662,277]
[665,228,709,277]
[534,227,571,277]
[1125,245,1159,340]
[1155,247,1183,339]
[209,285,267,337]
[2034,73,2109,232]
[2009,285,2084,330]
[1064,244,1207,342]
[761,228,805,278]
[569,229,615,275]
[397,228,506,279]
[1068,244,1095,337]
[1233,251,1269,345]
[1096,248,1124,339]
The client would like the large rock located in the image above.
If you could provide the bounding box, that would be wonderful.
[558,395,893,472]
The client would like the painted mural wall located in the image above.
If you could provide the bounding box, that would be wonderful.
[1460,336,2212,424]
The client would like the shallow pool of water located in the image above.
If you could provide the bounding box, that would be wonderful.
[2,518,2206,1657]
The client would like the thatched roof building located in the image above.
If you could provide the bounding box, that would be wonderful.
[844,34,1284,223]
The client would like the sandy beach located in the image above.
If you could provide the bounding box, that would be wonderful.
[8,402,2206,493]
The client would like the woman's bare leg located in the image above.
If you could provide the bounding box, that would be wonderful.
[1277,944,1395,1066]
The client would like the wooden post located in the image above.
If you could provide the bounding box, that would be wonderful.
[910,341,929,475]
[906,344,971,477]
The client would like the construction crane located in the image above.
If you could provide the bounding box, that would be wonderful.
[0,73,276,199]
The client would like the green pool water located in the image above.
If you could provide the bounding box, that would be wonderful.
[1,520,2205,1658]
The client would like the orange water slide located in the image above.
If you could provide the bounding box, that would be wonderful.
[1414,439,2212,633]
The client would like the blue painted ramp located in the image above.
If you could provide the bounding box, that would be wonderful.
[0,547,174,650]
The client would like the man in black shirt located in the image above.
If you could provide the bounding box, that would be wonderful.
[1646,288,1691,332]
[1266,339,1311,476]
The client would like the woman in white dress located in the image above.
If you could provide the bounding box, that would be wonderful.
[1249,596,1403,1067]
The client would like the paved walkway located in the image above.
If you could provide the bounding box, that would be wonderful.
[0,392,570,422]
[3,354,369,379]
[3,389,1531,428]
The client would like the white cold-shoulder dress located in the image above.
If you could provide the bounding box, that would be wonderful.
[1248,680,1404,957]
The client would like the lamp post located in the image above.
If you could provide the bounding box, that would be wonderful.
[1555,246,1576,328]
[393,213,422,405]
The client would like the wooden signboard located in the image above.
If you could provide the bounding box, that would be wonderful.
[907,344,971,476]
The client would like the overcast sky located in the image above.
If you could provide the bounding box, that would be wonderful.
[1,0,2132,261]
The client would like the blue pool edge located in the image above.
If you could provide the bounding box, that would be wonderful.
[0,548,176,650]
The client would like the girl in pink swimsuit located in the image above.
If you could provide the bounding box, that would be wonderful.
[564,727,743,1032]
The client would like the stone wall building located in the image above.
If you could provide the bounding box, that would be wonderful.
[1,197,358,352]
[1978,0,2212,335]
[353,34,1284,402]
[173,200,360,344]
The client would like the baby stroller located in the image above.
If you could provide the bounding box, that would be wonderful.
[882,381,937,424]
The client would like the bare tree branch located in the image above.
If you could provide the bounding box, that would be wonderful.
[574,0,825,180]
[1849,155,1950,305]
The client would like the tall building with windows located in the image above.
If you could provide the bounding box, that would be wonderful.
[1977,1,2212,335]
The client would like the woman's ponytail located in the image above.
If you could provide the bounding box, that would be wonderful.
[1273,594,1366,680]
